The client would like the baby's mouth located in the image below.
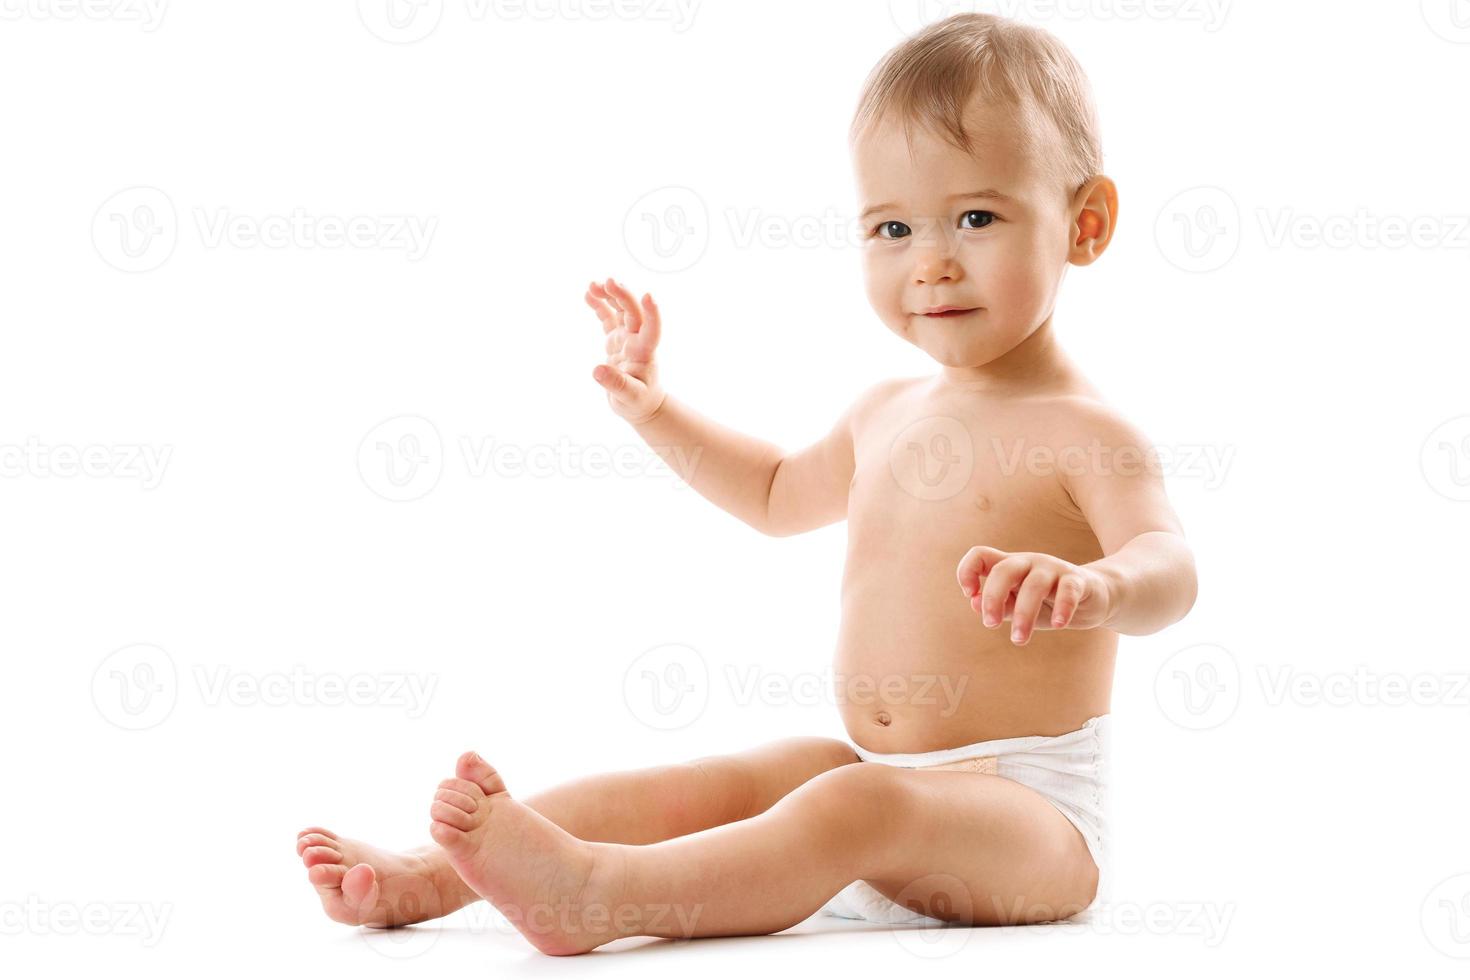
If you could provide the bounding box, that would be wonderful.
[917,307,981,318]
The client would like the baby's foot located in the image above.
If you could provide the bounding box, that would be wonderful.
[428,751,619,955]
[296,826,478,928]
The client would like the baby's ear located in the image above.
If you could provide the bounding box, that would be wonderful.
[1068,175,1118,266]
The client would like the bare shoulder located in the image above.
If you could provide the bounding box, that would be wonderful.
[849,374,928,427]
[1033,391,1157,451]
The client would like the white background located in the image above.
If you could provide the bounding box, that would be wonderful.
[3,0,1468,974]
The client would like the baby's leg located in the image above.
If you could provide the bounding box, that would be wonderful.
[297,736,857,927]
[429,752,1099,954]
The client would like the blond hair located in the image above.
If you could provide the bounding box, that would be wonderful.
[850,13,1103,199]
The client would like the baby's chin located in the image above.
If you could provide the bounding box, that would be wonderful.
[899,324,1003,370]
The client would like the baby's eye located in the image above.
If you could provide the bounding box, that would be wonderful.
[872,220,912,240]
[960,210,996,229]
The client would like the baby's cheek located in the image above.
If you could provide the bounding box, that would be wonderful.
[861,256,900,319]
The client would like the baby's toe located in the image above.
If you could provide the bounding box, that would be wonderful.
[429,799,477,831]
[340,863,380,915]
[296,832,338,857]
[428,819,467,849]
[301,844,343,868]
[434,784,479,814]
[454,751,508,796]
[308,862,348,889]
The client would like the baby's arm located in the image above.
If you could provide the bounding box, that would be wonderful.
[584,278,866,537]
[1057,406,1197,635]
[957,401,1197,642]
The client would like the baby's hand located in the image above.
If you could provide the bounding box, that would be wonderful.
[585,277,667,424]
[956,546,1114,646]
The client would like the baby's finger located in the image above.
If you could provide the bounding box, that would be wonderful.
[635,292,662,351]
[592,362,643,398]
[603,278,644,333]
[1009,568,1057,645]
[979,555,1031,628]
[585,283,619,333]
[957,545,1007,597]
[1050,573,1086,628]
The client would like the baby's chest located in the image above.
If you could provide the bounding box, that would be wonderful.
[848,413,1086,552]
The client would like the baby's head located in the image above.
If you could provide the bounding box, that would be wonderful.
[850,13,1117,380]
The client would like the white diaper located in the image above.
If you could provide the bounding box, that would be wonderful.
[819,714,1111,925]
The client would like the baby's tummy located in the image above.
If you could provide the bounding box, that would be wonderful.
[834,555,1117,754]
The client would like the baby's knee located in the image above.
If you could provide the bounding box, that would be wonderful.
[795,761,914,829]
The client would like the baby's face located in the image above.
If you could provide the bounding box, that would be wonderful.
[852,102,1083,374]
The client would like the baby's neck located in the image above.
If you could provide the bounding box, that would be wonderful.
[937,317,1076,395]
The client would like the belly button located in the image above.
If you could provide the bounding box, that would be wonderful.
[875,711,891,727]
[974,494,990,510]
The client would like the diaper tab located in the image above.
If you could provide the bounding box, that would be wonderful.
[915,754,999,774]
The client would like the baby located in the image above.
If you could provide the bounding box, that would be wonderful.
[296,12,1196,954]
